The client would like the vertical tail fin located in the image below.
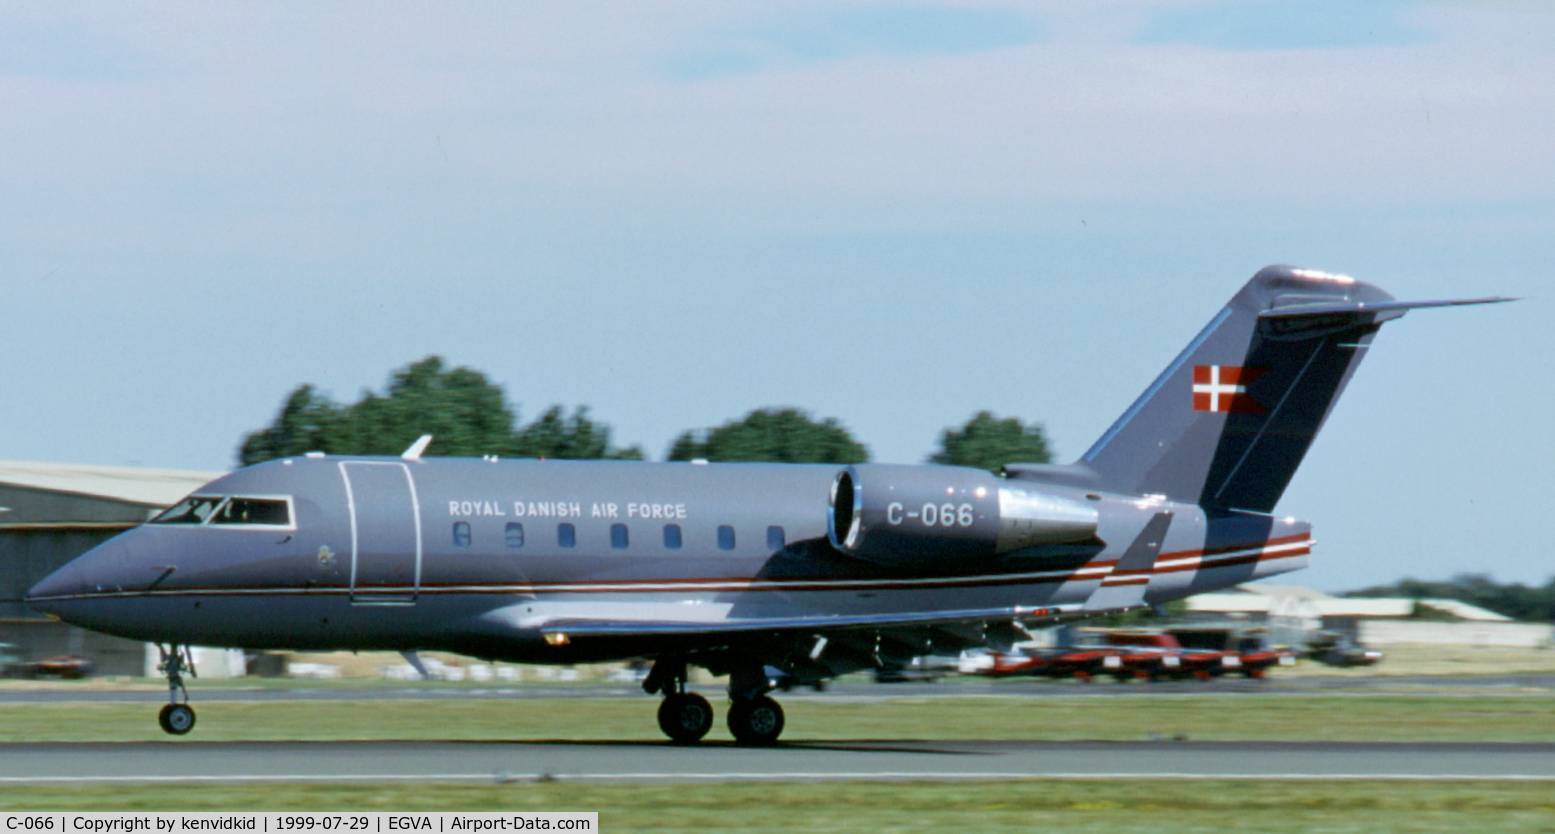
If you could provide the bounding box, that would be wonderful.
[1080,265,1509,512]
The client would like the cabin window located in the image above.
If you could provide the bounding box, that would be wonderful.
[767,525,785,551]
[452,522,472,548]
[718,525,736,551]
[611,523,629,549]
[558,523,576,548]
[663,524,682,550]
[151,495,223,525]
[210,497,292,527]
[505,522,525,549]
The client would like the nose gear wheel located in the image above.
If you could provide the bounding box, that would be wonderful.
[155,644,198,736]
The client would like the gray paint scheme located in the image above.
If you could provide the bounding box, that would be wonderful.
[24,266,1508,725]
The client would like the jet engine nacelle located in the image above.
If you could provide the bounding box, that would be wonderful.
[826,464,1100,569]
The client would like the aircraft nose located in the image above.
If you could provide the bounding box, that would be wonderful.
[25,532,177,639]
[26,560,87,616]
[26,534,141,620]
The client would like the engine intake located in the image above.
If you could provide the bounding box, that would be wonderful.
[827,464,1099,569]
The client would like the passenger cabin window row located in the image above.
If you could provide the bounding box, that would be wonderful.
[450,521,787,553]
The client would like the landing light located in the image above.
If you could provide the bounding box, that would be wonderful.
[544,632,571,647]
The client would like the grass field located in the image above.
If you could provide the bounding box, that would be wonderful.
[2,692,1553,743]
[2,780,1553,833]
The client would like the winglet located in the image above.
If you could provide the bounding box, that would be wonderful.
[401,434,433,461]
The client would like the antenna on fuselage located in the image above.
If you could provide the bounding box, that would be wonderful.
[401,434,433,461]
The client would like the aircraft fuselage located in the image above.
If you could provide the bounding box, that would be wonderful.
[29,456,1309,663]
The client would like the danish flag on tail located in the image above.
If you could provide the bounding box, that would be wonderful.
[1192,365,1266,413]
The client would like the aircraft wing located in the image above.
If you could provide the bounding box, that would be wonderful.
[537,604,1078,639]
[540,605,1085,680]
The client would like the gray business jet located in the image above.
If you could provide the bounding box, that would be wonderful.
[27,266,1508,743]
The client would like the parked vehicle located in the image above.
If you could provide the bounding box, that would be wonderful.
[1305,631,1384,667]
[26,655,95,679]
[981,645,1127,682]
[1166,626,1297,678]
[0,646,95,680]
[1101,631,1222,680]
[978,626,1296,683]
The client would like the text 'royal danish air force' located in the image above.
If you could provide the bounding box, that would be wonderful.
[448,498,687,520]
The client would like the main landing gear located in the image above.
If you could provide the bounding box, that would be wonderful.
[657,691,714,744]
[644,657,786,746]
[156,644,197,735]
[726,694,784,746]
[646,657,713,744]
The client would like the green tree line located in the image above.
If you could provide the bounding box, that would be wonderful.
[239,356,1053,472]
[1347,574,1555,624]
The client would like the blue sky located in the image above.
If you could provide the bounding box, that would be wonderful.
[2,2,1550,590]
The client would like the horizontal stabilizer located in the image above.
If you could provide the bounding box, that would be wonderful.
[1259,296,1515,320]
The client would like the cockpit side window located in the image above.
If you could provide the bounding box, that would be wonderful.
[151,495,224,525]
[209,497,293,527]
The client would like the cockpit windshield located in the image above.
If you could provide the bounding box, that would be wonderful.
[151,495,293,527]
[151,495,224,525]
[210,497,292,527]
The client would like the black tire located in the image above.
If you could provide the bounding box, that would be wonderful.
[727,695,784,746]
[657,692,713,744]
[158,703,196,735]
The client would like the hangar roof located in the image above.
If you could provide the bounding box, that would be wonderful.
[0,460,222,508]
[1187,584,1517,622]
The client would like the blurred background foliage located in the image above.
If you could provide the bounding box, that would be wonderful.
[667,407,869,464]
[930,410,1053,473]
[238,357,642,465]
[239,355,1052,471]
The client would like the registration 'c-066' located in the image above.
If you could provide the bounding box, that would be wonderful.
[885,501,975,528]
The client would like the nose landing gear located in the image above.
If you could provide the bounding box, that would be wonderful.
[155,644,197,735]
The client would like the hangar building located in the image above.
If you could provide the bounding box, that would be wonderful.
[0,460,218,675]
[1186,583,1553,648]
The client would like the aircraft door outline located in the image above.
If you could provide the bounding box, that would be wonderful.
[339,461,423,604]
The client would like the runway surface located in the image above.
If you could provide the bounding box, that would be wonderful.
[2,739,1552,783]
[3,674,1552,703]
